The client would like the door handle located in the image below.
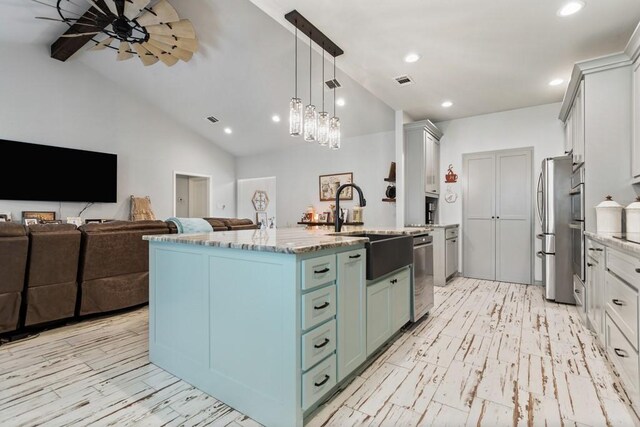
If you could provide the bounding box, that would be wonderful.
[587,263,593,267]
[536,251,544,258]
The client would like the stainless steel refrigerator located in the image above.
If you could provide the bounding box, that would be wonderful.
[536,156,574,304]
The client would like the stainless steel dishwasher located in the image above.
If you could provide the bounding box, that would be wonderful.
[412,234,434,322]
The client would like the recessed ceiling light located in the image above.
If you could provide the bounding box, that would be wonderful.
[557,1,585,17]
[441,101,453,108]
[272,115,281,123]
[549,78,564,86]
[336,98,345,107]
[404,53,420,63]
[224,128,232,134]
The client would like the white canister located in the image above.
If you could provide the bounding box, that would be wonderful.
[595,196,623,233]
[626,197,640,233]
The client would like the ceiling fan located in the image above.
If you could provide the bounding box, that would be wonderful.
[35,0,198,66]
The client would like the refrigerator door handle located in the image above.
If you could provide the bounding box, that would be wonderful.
[536,171,544,227]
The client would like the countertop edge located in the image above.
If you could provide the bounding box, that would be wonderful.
[584,231,640,257]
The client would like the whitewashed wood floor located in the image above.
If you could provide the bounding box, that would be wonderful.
[0,278,638,426]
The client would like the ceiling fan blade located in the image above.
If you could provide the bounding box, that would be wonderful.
[85,0,108,15]
[131,43,159,66]
[145,19,195,38]
[142,42,178,66]
[148,34,198,52]
[117,41,134,61]
[147,39,192,62]
[102,0,120,16]
[91,37,114,50]
[60,31,100,37]
[124,0,150,19]
[136,0,180,27]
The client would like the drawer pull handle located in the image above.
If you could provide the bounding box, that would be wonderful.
[390,279,398,284]
[612,299,625,306]
[596,248,603,252]
[314,302,330,310]
[636,268,640,274]
[575,289,581,294]
[349,254,361,259]
[587,263,593,267]
[614,348,628,358]
[314,338,330,349]
[314,268,330,274]
[314,375,330,387]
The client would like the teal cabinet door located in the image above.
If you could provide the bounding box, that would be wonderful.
[337,249,366,381]
[391,269,411,332]
[366,278,392,356]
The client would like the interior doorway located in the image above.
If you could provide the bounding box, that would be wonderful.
[173,172,211,218]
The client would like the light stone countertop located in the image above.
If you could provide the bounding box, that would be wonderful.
[584,231,640,257]
[144,225,432,254]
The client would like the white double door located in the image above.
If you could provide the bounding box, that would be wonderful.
[463,148,532,284]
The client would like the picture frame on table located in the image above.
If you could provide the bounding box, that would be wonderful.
[42,220,63,225]
[0,212,11,222]
[256,212,268,228]
[23,211,56,222]
[24,218,39,226]
[319,172,353,202]
[66,217,83,227]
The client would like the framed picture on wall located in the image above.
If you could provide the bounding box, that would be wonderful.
[23,211,56,222]
[319,172,353,201]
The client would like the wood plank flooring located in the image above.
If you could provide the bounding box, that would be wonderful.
[0,277,638,426]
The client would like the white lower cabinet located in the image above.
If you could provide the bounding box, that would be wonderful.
[366,267,411,356]
[582,239,640,412]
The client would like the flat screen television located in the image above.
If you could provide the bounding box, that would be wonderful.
[0,139,117,203]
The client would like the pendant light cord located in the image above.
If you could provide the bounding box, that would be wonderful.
[294,26,298,98]
[333,56,336,116]
[322,47,325,111]
[309,34,312,103]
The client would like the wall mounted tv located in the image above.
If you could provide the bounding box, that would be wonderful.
[0,139,117,203]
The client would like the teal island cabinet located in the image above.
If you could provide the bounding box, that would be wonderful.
[144,227,424,427]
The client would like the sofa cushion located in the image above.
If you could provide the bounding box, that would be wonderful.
[28,224,81,287]
[0,222,27,238]
[80,220,169,234]
[203,218,228,232]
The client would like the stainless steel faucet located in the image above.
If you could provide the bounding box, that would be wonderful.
[335,183,367,232]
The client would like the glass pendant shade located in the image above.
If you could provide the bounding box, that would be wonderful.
[289,97,303,136]
[317,112,330,145]
[304,104,318,142]
[329,116,341,150]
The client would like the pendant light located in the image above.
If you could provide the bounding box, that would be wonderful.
[289,27,303,136]
[317,47,330,146]
[329,55,341,150]
[303,34,317,142]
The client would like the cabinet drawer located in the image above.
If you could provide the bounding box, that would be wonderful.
[445,228,459,239]
[302,319,336,371]
[605,314,639,396]
[586,238,604,263]
[607,248,640,291]
[302,354,336,410]
[302,255,336,291]
[302,285,336,331]
[605,271,639,349]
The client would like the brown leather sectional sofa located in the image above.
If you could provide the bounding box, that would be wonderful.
[0,217,258,337]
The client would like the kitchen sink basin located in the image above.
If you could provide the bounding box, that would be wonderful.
[346,233,413,280]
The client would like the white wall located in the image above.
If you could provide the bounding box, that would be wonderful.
[236,131,397,228]
[237,177,277,226]
[435,103,565,281]
[0,43,236,222]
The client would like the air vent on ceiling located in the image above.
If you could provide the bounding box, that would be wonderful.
[325,79,341,90]
[394,75,414,86]
[206,116,219,124]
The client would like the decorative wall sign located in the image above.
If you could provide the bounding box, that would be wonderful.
[445,164,458,183]
[36,0,198,67]
[319,172,353,201]
[444,185,458,203]
[252,190,269,212]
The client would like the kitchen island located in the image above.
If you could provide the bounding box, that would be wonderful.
[144,226,428,427]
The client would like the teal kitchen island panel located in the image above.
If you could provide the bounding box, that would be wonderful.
[149,243,302,427]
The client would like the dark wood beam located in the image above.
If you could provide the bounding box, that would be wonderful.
[50,0,113,62]
[284,10,343,57]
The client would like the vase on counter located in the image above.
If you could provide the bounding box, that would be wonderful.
[626,197,640,233]
[595,196,623,233]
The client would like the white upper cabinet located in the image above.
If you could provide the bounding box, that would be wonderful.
[573,81,586,167]
[565,107,574,155]
[425,135,441,196]
[633,60,640,180]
